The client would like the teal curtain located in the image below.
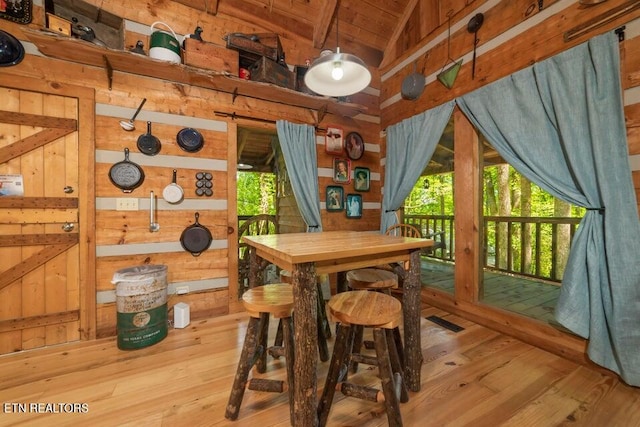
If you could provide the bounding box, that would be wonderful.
[381,101,455,233]
[276,120,322,232]
[457,32,640,386]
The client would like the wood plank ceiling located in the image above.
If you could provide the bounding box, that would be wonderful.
[172,0,415,68]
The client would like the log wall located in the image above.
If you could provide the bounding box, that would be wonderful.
[0,0,381,340]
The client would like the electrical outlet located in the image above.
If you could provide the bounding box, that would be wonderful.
[176,286,189,295]
[116,198,139,211]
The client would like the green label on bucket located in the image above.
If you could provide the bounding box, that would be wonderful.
[117,303,168,350]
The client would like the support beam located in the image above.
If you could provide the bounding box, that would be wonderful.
[379,0,420,69]
[313,0,338,49]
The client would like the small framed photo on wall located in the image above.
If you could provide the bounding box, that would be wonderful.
[346,194,362,219]
[326,186,344,211]
[325,125,344,155]
[353,167,370,192]
[333,158,351,184]
[345,132,364,160]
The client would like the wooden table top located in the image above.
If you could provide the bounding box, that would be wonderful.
[243,230,433,269]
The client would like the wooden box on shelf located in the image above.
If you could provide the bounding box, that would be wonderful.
[183,38,239,75]
[226,33,283,65]
[249,56,295,90]
[46,13,72,36]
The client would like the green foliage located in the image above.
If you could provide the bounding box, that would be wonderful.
[406,165,585,282]
[405,174,454,215]
[237,172,276,215]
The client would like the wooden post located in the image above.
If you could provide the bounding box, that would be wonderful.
[453,108,483,302]
[403,249,423,392]
[292,262,319,426]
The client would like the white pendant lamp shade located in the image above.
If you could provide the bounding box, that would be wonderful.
[304,48,371,97]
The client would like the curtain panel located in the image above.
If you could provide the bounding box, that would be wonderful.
[276,121,323,232]
[457,32,640,386]
[381,101,455,233]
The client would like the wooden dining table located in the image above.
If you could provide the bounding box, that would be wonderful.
[243,230,433,426]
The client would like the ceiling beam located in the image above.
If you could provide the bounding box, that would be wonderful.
[379,0,420,69]
[172,0,219,15]
[219,1,313,41]
[312,0,338,49]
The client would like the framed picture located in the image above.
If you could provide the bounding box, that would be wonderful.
[346,194,362,218]
[333,158,351,184]
[325,125,344,155]
[353,167,370,192]
[345,132,365,160]
[0,0,32,24]
[325,186,344,211]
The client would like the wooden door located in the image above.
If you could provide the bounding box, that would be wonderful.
[0,75,95,354]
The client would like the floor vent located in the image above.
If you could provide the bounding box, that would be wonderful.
[425,315,464,333]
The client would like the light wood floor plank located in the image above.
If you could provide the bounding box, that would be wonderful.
[0,306,639,426]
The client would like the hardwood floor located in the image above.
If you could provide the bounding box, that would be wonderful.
[1,305,639,426]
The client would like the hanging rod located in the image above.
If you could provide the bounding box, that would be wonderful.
[564,0,640,42]
[213,111,327,133]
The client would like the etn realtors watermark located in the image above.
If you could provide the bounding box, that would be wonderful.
[3,402,88,414]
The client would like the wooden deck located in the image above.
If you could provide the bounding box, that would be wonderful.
[421,259,562,326]
[0,305,638,426]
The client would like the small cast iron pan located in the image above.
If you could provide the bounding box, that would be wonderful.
[0,30,25,67]
[180,212,212,256]
[177,127,204,153]
[108,148,145,193]
[137,121,161,155]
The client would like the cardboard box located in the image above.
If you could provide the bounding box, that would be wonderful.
[183,38,239,75]
[249,56,295,90]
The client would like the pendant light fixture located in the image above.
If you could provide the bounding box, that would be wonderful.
[304,9,371,97]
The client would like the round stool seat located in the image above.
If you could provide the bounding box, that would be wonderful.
[242,284,293,318]
[328,290,402,329]
[347,268,398,290]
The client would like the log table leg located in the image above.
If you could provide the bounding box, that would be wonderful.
[292,262,319,426]
[403,249,424,392]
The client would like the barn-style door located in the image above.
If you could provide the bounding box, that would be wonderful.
[0,75,96,354]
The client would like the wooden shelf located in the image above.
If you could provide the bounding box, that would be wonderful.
[22,29,367,119]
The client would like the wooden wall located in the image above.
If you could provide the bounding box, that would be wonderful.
[0,0,382,344]
[381,0,640,220]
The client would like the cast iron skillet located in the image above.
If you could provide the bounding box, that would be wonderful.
[180,212,212,256]
[108,148,145,193]
[137,121,161,155]
[177,128,204,153]
[0,30,25,67]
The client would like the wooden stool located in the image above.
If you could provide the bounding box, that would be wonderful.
[346,268,403,372]
[225,284,295,423]
[346,268,398,294]
[318,290,408,427]
[279,269,332,362]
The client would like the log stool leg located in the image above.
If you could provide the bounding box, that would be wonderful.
[349,324,364,373]
[256,312,270,373]
[317,282,332,338]
[386,328,409,403]
[373,328,403,427]
[225,316,261,421]
[318,323,351,427]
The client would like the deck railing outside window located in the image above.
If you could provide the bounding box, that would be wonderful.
[404,215,582,283]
